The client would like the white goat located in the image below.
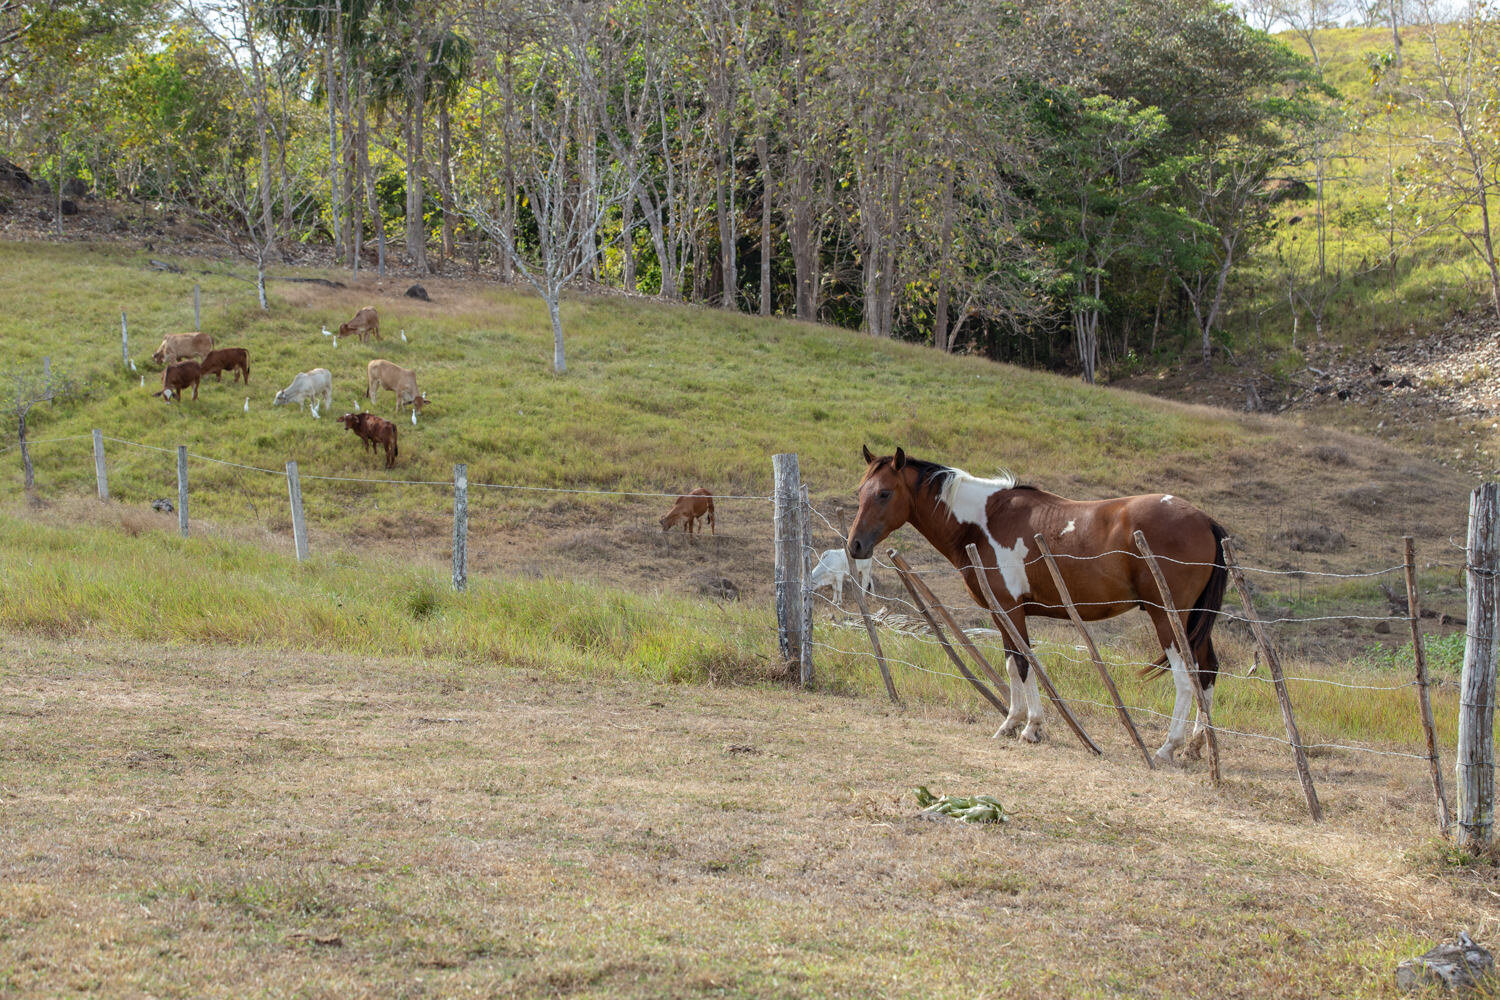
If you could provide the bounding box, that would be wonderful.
[809,548,874,603]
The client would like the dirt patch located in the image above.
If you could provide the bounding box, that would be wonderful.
[1271,523,1349,553]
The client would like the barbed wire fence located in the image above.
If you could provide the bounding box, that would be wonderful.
[10,436,1498,839]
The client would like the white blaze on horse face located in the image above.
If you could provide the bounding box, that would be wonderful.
[939,468,1029,598]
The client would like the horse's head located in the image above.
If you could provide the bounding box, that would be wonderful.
[847,445,914,561]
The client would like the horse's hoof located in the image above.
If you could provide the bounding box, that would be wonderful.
[1183,745,1203,761]
[1020,727,1042,744]
[1154,749,1177,766]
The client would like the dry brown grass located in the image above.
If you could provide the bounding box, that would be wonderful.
[1,633,1492,998]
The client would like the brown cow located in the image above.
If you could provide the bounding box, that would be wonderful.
[339,306,381,343]
[199,347,250,384]
[152,360,202,402]
[660,488,715,535]
[366,359,428,413]
[151,332,214,366]
[339,411,398,468]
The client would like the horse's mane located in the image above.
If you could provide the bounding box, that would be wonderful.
[870,454,1035,497]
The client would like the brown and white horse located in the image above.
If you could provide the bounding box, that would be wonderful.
[847,447,1229,763]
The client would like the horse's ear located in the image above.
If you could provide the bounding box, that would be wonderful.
[861,444,875,465]
[893,447,907,471]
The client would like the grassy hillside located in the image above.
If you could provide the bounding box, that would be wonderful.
[2,241,1476,588]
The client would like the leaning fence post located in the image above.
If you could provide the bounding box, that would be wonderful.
[1222,538,1322,822]
[1033,534,1154,768]
[452,463,468,592]
[194,283,201,332]
[887,550,1008,717]
[91,429,108,501]
[838,509,900,706]
[286,460,308,562]
[121,310,129,368]
[1458,483,1500,850]
[176,445,189,538]
[964,543,1101,756]
[1133,530,1221,786]
[1405,536,1452,837]
[772,453,804,672]
[799,483,814,687]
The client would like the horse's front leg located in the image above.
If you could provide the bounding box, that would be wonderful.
[1014,623,1046,744]
[993,653,1028,740]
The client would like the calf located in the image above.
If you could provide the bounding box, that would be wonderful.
[152,360,202,402]
[660,488,715,535]
[273,367,333,416]
[151,331,214,366]
[809,549,874,602]
[339,306,381,342]
[366,359,428,413]
[339,412,398,468]
[199,347,250,384]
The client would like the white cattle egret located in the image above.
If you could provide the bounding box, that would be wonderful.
[400,329,407,342]
[332,336,338,348]
[139,375,144,388]
[411,408,417,426]
[129,358,137,372]
[321,326,332,337]
[243,397,249,413]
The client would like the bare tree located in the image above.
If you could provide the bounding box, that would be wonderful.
[5,361,82,496]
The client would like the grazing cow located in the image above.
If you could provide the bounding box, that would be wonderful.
[809,548,874,601]
[150,332,214,366]
[339,306,381,343]
[273,367,333,416]
[660,488,715,535]
[152,360,202,402]
[199,347,250,384]
[339,412,398,468]
[365,359,428,413]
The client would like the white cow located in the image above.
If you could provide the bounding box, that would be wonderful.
[273,367,333,417]
[809,549,874,602]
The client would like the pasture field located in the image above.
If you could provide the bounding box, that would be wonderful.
[0,240,1480,611]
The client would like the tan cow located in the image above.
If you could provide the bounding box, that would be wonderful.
[151,332,214,366]
[366,359,428,413]
[339,306,381,343]
[660,488,715,535]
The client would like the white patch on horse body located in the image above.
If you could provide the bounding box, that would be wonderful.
[1060,520,1075,536]
[1161,494,1174,503]
[937,468,1029,599]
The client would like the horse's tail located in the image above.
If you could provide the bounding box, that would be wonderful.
[1141,520,1229,679]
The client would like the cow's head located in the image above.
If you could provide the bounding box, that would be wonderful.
[150,349,166,365]
[338,321,352,338]
[272,390,288,406]
[412,392,431,413]
[339,413,360,430]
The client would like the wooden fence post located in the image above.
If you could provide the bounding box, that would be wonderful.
[1222,538,1322,822]
[838,510,900,706]
[772,453,804,672]
[1458,483,1500,850]
[176,445,189,538]
[194,284,201,332]
[1133,530,1221,785]
[452,463,468,592]
[1405,536,1452,837]
[964,543,1102,756]
[286,460,308,562]
[887,550,1008,717]
[1033,535,1154,768]
[799,483,814,687]
[92,429,108,501]
[121,310,129,368]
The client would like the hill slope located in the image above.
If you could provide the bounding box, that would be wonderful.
[1,240,1479,605]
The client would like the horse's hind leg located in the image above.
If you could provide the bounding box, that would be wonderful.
[1184,638,1219,759]
[1149,610,1194,765]
[1019,662,1045,743]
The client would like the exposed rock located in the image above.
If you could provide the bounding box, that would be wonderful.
[151,498,174,513]
[1263,177,1312,203]
[60,199,78,216]
[62,178,87,198]
[1396,933,1494,994]
[405,283,430,301]
[0,157,31,191]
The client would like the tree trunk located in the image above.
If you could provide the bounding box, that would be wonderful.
[622,191,636,292]
[718,122,736,310]
[325,41,341,257]
[256,262,268,311]
[757,133,772,316]
[934,166,955,351]
[788,166,817,321]
[548,295,566,374]
[18,411,32,494]
[405,93,429,273]
[439,102,455,263]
